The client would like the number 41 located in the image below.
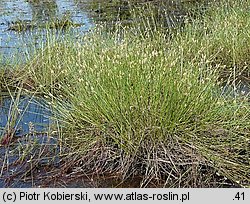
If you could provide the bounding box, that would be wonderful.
[234,192,245,201]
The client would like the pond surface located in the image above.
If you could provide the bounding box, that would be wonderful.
[0,0,200,60]
[0,95,51,135]
[0,0,94,60]
[0,96,57,187]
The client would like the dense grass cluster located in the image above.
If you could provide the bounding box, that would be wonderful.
[1,0,250,187]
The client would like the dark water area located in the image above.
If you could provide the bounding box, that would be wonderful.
[0,96,57,187]
[220,81,250,100]
[0,96,129,188]
[0,95,51,135]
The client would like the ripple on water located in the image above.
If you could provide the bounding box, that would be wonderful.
[0,0,94,60]
[0,96,60,188]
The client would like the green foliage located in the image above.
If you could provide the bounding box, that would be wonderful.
[1,0,249,187]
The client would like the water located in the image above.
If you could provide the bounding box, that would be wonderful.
[0,0,198,60]
[0,96,117,188]
[221,81,250,99]
[0,0,94,60]
[0,95,51,135]
[0,95,59,187]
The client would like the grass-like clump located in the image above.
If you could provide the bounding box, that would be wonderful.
[1,0,250,187]
[175,0,250,81]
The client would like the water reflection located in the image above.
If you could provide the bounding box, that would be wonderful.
[0,95,60,188]
[27,0,58,22]
[74,0,132,23]
[0,0,93,60]
[0,96,51,136]
[0,0,196,59]
[74,0,190,29]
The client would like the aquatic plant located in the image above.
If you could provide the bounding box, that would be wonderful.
[173,0,250,82]
[7,16,81,32]
[27,30,249,189]
[1,0,250,187]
